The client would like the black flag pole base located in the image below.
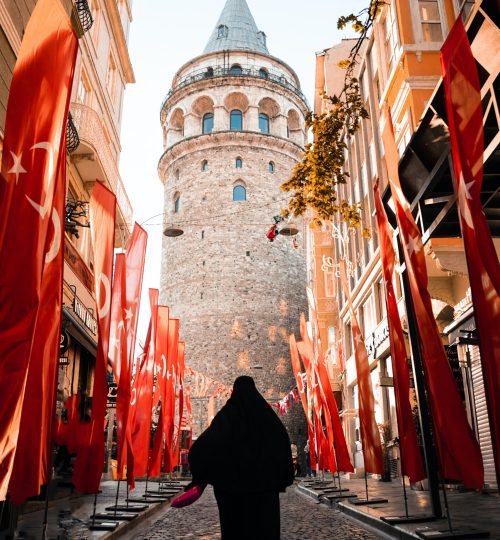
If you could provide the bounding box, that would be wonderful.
[320,487,350,494]
[415,527,490,539]
[92,512,137,522]
[381,515,437,525]
[105,504,148,512]
[126,496,168,503]
[352,497,389,506]
[320,493,358,503]
[88,521,118,531]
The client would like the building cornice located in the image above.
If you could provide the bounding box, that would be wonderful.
[104,0,135,83]
[158,130,304,180]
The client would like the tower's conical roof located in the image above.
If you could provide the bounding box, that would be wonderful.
[203,0,269,55]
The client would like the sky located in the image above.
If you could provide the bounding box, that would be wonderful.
[118,0,367,337]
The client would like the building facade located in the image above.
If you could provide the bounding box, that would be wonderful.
[0,0,134,479]
[159,0,308,442]
[309,0,498,485]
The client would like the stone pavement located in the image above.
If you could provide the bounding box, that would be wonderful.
[119,485,383,540]
[11,479,188,540]
[299,475,500,539]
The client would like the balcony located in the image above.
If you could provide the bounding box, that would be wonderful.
[161,65,309,115]
[70,103,133,244]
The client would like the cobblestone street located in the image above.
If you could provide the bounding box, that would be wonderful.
[122,486,381,540]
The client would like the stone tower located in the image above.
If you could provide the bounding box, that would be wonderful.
[158,0,309,439]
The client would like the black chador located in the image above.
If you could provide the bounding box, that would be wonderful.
[188,376,294,540]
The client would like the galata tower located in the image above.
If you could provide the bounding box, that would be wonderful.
[158,0,308,440]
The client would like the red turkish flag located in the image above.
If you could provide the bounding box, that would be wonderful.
[110,225,147,478]
[163,320,179,473]
[173,341,186,469]
[73,182,116,493]
[289,335,317,469]
[0,0,77,500]
[304,289,353,472]
[10,146,68,504]
[374,181,425,483]
[382,111,483,488]
[149,305,170,477]
[185,385,193,449]
[131,289,159,479]
[441,18,500,486]
[340,261,383,475]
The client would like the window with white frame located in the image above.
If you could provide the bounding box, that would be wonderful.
[106,54,117,103]
[77,68,91,106]
[383,1,400,74]
[88,0,100,46]
[418,0,443,42]
[362,294,376,337]
[454,0,475,22]
[324,269,335,298]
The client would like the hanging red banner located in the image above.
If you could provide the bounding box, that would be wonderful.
[382,110,483,488]
[340,261,383,475]
[73,181,116,493]
[131,289,159,480]
[163,319,179,473]
[441,18,500,486]
[374,181,425,483]
[0,0,77,501]
[10,144,68,504]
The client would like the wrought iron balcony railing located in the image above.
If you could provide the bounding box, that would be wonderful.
[161,65,309,114]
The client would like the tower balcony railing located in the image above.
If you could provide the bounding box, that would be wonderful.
[161,65,309,112]
[70,103,133,231]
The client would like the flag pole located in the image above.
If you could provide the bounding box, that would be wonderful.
[397,236,442,518]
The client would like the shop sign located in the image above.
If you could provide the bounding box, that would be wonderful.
[64,240,94,291]
[73,297,98,335]
[365,323,390,360]
[453,287,472,317]
[107,382,117,408]
[59,356,70,366]
[60,329,71,353]
[379,376,394,387]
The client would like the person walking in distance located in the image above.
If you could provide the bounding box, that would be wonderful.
[188,376,294,540]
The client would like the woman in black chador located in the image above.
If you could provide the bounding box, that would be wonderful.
[188,376,294,540]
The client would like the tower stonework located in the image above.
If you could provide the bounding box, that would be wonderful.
[158,0,308,442]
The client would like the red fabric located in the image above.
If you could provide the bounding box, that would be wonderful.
[374,181,425,483]
[54,395,80,455]
[0,0,77,501]
[72,182,116,493]
[289,335,317,469]
[340,262,383,474]
[172,342,186,469]
[382,111,483,488]
[10,153,68,503]
[304,289,353,472]
[131,289,159,479]
[163,321,179,473]
[115,225,147,478]
[149,305,170,477]
[441,19,500,486]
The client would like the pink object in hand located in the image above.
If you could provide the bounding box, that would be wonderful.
[171,484,206,508]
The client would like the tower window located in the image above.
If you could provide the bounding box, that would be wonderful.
[230,110,243,131]
[201,230,205,239]
[174,193,181,213]
[205,67,214,78]
[202,160,209,171]
[217,24,228,38]
[236,157,242,169]
[257,31,267,46]
[202,113,214,134]
[233,185,246,202]
[258,68,268,78]
[229,64,242,75]
[259,113,270,134]
[268,161,275,173]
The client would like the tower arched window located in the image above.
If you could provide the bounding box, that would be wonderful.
[230,110,243,131]
[229,64,242,75]
[202,113,214,134]
[174,193,181,213]
[235,157,242,169]
[259,68,268,78]
[259,113,270,134]
[202,160,209,171]
[233,185,246,202]
[268,161,275,173]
